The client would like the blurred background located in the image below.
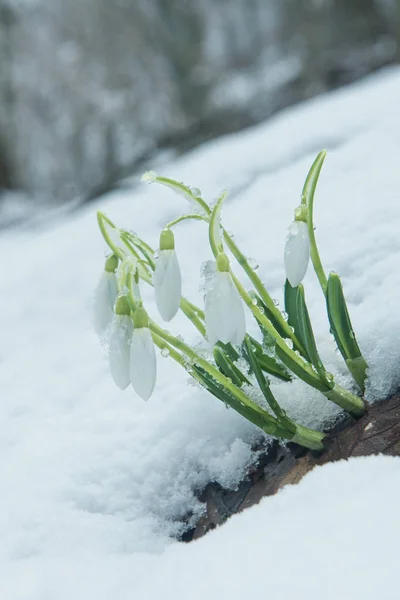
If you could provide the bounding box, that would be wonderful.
[0,0,398,226]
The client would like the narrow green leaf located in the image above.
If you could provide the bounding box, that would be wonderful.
[284,279,311,362]
[326,273,363,359]
[213,347,251,387]
[275,345,330,392]
[296,284,328,383]
[346,357,368,393]
[244,337,296,432]
[244,336,291,382]
[217,341,240,362]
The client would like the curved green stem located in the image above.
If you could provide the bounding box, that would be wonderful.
[179,298,207,337]
[303,151,328,294]
[154,176,211,216]
[165,214,209,229]
[97,212,126,260]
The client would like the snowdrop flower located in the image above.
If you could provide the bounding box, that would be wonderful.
[284,219,310,288]
[204,253,246,346]
[130,307,157,400]
[108,296,133,390]
[153,229,182,322]
[93,254,118,336]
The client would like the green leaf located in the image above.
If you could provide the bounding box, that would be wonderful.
[284,279,311,362]
[217,341,240,362]
[326,273,362,360]
[213,347,251,387]
[243,336,291,382]
[244,337,296,433]
[275,345,330,392]
[345,357,368,393]
[296,285,328,383]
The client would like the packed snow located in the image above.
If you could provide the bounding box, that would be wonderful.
[1,67,400,598]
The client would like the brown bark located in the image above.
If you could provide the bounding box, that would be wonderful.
[190,394,400,541]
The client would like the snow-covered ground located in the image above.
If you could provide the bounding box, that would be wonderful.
[1,67,400,598]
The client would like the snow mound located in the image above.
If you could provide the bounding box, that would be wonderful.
[1,67,400,597]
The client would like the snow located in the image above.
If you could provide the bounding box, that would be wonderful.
[1,66,400,597]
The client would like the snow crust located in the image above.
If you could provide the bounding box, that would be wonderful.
[1,67,400,597]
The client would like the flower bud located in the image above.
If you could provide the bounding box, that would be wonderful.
[129,312,157,400]
[93,257,118,336]
[108,314,133,390]
[204,263,246,346]
[154,230,181,322]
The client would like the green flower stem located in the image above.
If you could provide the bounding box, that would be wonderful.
[324,385,365,416]
[230,270,366,415]
[185,300,205,321]
[151,332,186,365]
[165,214,209,229]
[303,151,328,294]
[291,425,326,450]
[97,212,126,260]
[155,176,211,216]
[149,321,325,450]
[222,230,305,355]
[179,298,207,337]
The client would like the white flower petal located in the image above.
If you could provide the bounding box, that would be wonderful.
[204,271,246,345]
[130,328,157,400]
[108,315,133,390]
[92,271,117,336]
[153,249,182,322]
[284,220,310,287]
[230,285,246,346]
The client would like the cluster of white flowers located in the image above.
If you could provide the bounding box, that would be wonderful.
[91,157,368,450]
[93,209,311,402]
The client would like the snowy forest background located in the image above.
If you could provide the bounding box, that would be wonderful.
[0,0,398,222]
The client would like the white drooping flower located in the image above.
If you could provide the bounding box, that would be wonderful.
[108,315,133,390]
[284,220,310,288]
[153,229,181,322]
[130,308,157,401]
[107,296,132,390]
[204,253,246,346]
[92,255,118,336]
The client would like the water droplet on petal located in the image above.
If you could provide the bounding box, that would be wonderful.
[252,298,258,306]
[289,326,295,333]
[259,307,265,314]
[273,299,279,306]
[325,372,334,383]
[161,347,170,358]
[281,311,289,321]
[226,231,234,238]
[349,331,355,339]
[284,338,293,349]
